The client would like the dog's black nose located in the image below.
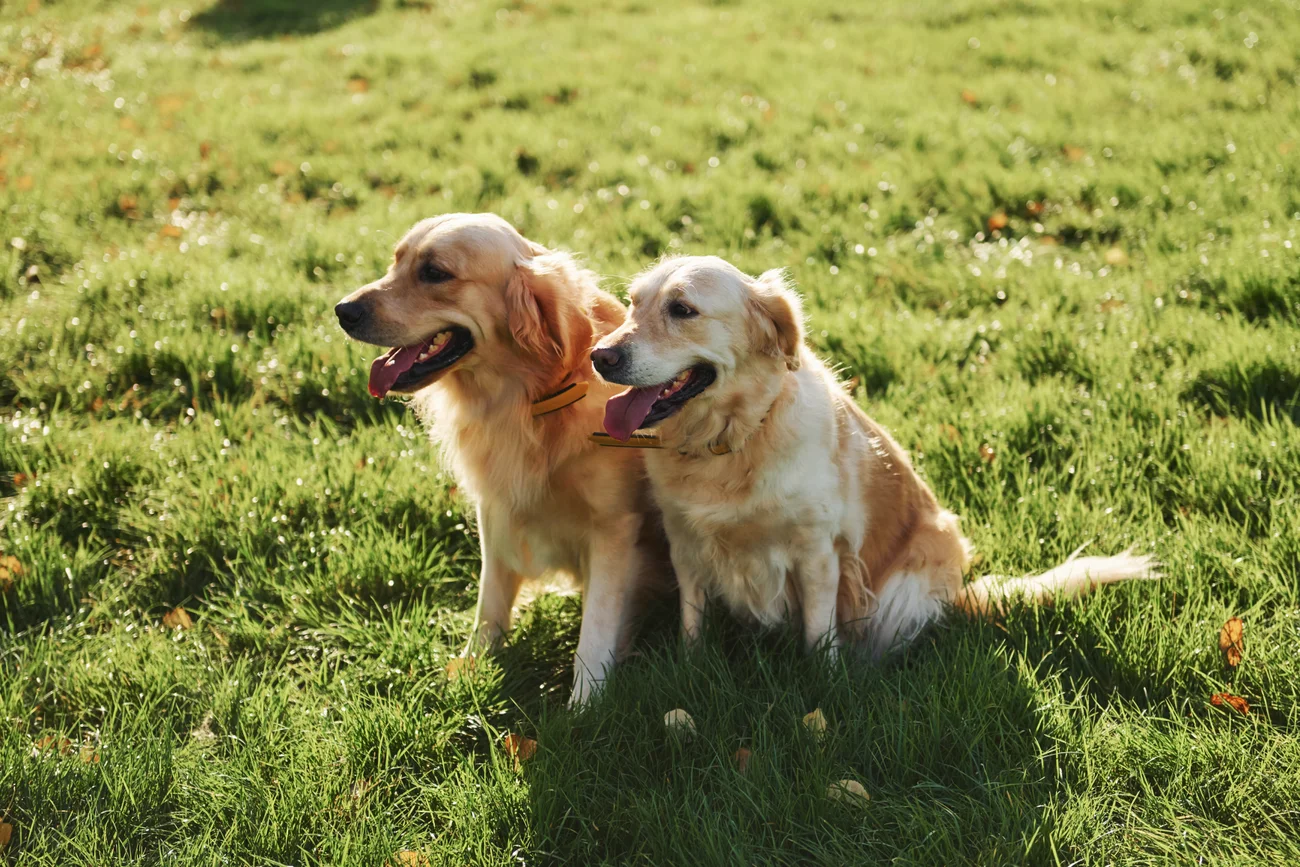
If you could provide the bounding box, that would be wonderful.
[591,346,627,378]
[335,301,367,329]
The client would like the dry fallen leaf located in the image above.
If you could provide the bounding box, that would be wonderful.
[1219,617,1244,668]
[664,708,696,737]
[502,732,537,766]
[79,744,100,764]
[162,606,193,630]
[160,225,183,239]
[0,554,22,592]
[802,708,828,738]
[1211,693,1249,715]
[960,89,978,105]
[271,160,295,176]
[1026,200,1045,216]
[445,656,476,681]
[1063,144,1085,161]
[0,822,11,850]
[979,443,996,463]
[939,423,961,443]
[347,76,370,93]
[733,747,752,774]
[827,779,870,806]
[1104,247,1129,267]
[392,851,430,867]
[199,140,213,160]
[987,211,1009,232]
[33,735,72,757]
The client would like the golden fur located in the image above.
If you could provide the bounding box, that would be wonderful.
[594,256,1157,655]
[337,213,667,704]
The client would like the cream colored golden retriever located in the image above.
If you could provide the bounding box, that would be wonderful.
[591,255,1156,656]
[335,213,667,704]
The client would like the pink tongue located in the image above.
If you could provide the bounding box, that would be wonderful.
[368,344,425,398]
[603,385,664,441]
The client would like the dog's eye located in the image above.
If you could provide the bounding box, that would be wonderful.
[418,262,454,284]
[668,300,698,319]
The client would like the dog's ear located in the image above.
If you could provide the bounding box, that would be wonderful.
[506,251,593,365]
[748,268,804,371]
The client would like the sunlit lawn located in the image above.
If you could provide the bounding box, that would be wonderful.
[2,0,1299,863]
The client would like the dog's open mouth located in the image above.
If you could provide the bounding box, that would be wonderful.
[367,326,474,398]
[603,364,716,441]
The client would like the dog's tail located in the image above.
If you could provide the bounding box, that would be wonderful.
[953,544,1159,617]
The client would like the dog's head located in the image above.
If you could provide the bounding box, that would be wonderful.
[336,213,592,397]
[592,256,803,442]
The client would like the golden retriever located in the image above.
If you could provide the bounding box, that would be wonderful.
[335,213,667,704]
[591,255,1156,656]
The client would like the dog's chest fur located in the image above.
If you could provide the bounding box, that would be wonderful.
[654,449,837,625]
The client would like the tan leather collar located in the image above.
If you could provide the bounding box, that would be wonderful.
[588,430,733,455]
[531,381,589,417]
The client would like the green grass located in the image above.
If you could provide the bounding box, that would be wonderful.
[2,0,1299,863]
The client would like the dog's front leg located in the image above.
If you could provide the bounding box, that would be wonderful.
[798,542,841,659]
[465,506,525,656]
[672,549,706,647]
[569,514,641,708]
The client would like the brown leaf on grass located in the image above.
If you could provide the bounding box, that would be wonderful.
[79,745,100,764]
[160,225,182,238]
[90,396,106,413]
[16,175,34,192]
[960,89,978,106]
[1211,693,1249,715]
[162,606,193,629]
[1219,617,1244,667]
[0,559,20,593]
[979,443,996,463]
[0,822,10,849]
[987,211,1009,232]
[827,779,870,806]
[502,733,537,766]
[347,76,370,93]
[1062,144,1085,161]
[210,307,226,321]
[939,423,961,443]
[1099,298,1126,313]
[13,473,31,487]
[1026,200,1045,216]
[33,735,72,756]
[391,851,430,867]
[444,655,475,681]
[199,140,213,160]
[802,708,828,738]
[733,747,752,774]
[1104,248,1129,267]
[271,160,295,176]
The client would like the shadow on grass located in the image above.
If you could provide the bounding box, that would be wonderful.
[507,610,1058,864]
[191,0,379,41]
